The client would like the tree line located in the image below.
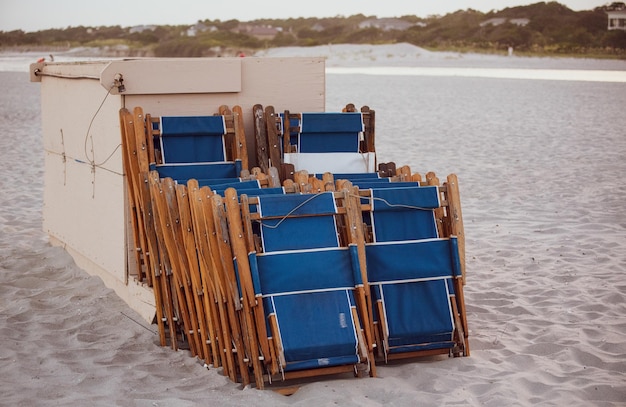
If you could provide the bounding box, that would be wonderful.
[1,2,625,58]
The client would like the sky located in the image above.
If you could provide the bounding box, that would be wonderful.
[0,0,608,32]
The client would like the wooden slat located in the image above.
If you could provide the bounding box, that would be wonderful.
[240,194,272,368]
[149,171,197,355]
[176,183,213,362]
[210,194,251,387]
[265,106,282,173]
[253,104,269,173]
[232,105,249,171]
[199,186,237,381]
[224,188,265,389]
[446,174,466,285]
[342,187,377,377]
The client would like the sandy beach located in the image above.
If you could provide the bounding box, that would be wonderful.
[1,44,625,406]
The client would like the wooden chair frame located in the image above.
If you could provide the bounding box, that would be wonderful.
[353,177,469,359]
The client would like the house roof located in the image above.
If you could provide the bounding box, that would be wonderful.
[607,10,626,17]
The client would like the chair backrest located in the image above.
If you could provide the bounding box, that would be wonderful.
[259,105,376,182]
[253,192,340,252]
[145,107,248,183]
[366,236,462,283]
[159,115,228,164]
[366,186,441,242]
[365,236,463,353]
[151,162,242,182]
[291,112,364,153]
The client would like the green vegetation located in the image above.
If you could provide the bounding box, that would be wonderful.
[1,2,625,58]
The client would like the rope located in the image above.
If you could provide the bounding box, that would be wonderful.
[44,148,124,177]
[253,192,330,229]
[83,84,115,164]
[252,190,435,231]
[349,192,435,211]
[33,69,99,81]
[44,83,125,182]
[35,67,124,182]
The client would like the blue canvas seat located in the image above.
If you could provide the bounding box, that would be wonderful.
[290,112,363,153]
[145,110,247,184]
[366,186,441,242]
[359,185,469,360]
[366,237,465,357]
[159,116,229,163]
[212,186,286,197]
[151,162,242,183]
[253,247,364,372]
[349,180,422,190]
[229,191,376,380]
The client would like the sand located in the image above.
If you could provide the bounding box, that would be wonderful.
[1,44,625,406]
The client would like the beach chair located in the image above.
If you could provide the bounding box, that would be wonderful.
[185,179,225,370]
[283,111,375,174]
[356,184,469,360]
[147,171,277,381]
[187,182,256,386]
[224,189,377,384]
[189,182,263,387]
[352,172,466,280]
[119,107,179,349]
[256,105,376,183]
[148,172,208,360]
[145,105,248,183]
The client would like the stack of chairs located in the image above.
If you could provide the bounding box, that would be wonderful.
[284,171,469,358]
[118,103,468,391]
[224,188,378,385]
[119,106,282,373]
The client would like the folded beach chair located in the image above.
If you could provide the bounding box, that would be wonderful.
[224,189,377,384]
[145,105,249,183]
[357,184,469,360]
[187,181,261,388]
[282,111,375,174]
[256,105,376,183]
[148,173,204,358]
[119,107,180,349]
[185,180,226,371]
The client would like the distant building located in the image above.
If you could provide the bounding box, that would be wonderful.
[509,18,530,27]
[479,18,507,27]
[186,23,217,37]
[607,3,626,31]
[235,24,281,40]
[129,25,158,34]
[480,18,529,27]
[358,18,421,31]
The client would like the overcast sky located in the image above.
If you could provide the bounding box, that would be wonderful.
[0,0,607,32]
